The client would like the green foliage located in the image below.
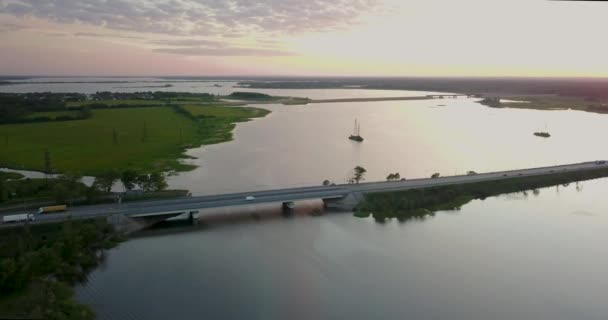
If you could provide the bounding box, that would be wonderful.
[149,172,168,191]
[357,167,608,221]
[352,166,367,184]
[136,172,167,192]
[92,170,119,193]
[0,172,23,180]
[121,169,138,191]
[0,219,121,319]
[44,149,52,174]
[0,106,270,175]
[52,174,85,205]
[226,92,273,101]
[386,172,401,181]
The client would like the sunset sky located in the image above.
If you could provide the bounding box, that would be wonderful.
[0,0,606,77]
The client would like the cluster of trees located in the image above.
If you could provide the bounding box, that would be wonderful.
[0,170,169,205]
[0,93,92,124]
[0,219,119,319]
[91,91,216,101]
[93,170,168,193]
[386,173,401,181]
[227,92,273,101]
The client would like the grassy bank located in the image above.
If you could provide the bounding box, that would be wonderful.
[0,219,124,319]
[0,105,269,175]
[477,95,608,114]
[356,167,608,222]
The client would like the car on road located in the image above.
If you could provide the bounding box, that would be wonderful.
[245,196,255,201]
[595,160,606,165]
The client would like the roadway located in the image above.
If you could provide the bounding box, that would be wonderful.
[2,161,607,226]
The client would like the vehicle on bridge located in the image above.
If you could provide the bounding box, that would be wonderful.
[38,205,67,214]
[245,196,256,201]
[3,214,35,223]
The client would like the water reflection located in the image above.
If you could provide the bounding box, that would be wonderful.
[76,178,608,320]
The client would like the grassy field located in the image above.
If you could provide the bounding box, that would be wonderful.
[0,106,269,175]
[180,105,270,146]
[478,95,608,113]
[23,110,82,119]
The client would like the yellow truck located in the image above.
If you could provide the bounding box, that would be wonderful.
[38,205,67,214]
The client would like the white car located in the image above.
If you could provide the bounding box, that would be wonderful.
[245,196,255,201]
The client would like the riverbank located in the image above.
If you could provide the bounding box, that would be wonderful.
[356,167,608,221]
[0,218,125,319]
[306,95,463,104]
[477,95,608,114]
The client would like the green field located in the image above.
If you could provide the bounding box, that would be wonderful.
[23,110,82,119]
[0,106,269,175]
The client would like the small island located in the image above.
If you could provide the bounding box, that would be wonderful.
[534,131,551,138]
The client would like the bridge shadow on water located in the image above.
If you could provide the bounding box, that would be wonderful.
[130,199,336,239]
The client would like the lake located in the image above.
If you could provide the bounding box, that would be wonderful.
[76,178,608,320]
[4,78,608,319]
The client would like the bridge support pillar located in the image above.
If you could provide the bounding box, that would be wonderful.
[188,211,199,225]
[323,192,364,211]
[282,202,295,216]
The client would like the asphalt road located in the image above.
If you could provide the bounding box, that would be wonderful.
[2,161,607,226]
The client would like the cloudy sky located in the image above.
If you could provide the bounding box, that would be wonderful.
[0,0,606,76]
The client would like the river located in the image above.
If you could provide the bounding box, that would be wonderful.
[4,78,608,319]
[76,178,608,320]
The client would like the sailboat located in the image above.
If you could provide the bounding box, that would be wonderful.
[349,119,364,142]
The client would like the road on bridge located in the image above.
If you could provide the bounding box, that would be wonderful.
[1,161,607,226]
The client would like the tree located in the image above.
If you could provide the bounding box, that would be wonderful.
[53,173,84,204]
[44,149,52,174]
[149,172,168,192]
[93,170,120,193]
[322,180,331,186]
[52,182,70,204]
[136,174,154,192]
[352,166,367,184]
[121,170,138,191]
[386,173,401,181]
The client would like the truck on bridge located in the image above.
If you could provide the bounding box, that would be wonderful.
[3,214,35,223]
[38,205,67,214]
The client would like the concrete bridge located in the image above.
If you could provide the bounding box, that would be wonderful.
[2,161,607,232]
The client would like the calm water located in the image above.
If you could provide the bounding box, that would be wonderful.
[6,78,608,318]
[170,97,608,195]
[76,178,608,320]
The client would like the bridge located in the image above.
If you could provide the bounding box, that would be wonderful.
[2,161,607,232]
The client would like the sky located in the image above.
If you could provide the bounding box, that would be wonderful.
[0,0,607,77]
